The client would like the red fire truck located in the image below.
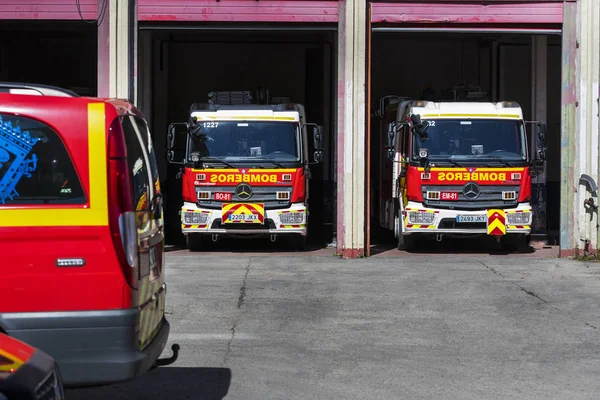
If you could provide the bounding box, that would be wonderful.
[166,90,323,250]
[378,96,547,251]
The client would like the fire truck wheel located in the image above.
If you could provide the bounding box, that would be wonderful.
[288,235,307,251]
[186,233,206,252]
[397,234,415,251]
[500,234,525,252]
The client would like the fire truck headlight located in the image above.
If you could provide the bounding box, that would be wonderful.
[280,212,304,224]
[407,211,435,225]
[507,212,531,225]
[183,211,209,224]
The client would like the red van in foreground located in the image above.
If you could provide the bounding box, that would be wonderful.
[0,83,177,386]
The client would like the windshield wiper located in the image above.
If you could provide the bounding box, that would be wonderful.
[436,157,464,167]
[478,156,517,167]
[250,157,287,168]
[199,157,237,169]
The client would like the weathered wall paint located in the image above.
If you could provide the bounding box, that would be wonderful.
[371,2,563,24]
[138,0,339,22]
[573,0,600,255]
[98,0,135,100]
[337,0,367,258]
[559,1,579,256]
[0,0,98,20]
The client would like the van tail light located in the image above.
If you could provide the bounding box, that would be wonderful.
[108,119,139,289]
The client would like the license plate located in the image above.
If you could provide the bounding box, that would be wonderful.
[456,215,486,223]
[214,192,232,201]
[222,203,265,224]
[441,192,459,201]
[228,214,258,222]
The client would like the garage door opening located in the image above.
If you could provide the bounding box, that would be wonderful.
[369,30,562,250]
[137,25,337,248]
[0,21,97,96]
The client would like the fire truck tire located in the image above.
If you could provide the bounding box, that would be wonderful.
[185,233,206,252]
[398,234,416,251]
[288,235,307,251]
[500,234,526,252]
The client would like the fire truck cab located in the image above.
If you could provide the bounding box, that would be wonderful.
[379,96,547,251]
[166,90,324,250]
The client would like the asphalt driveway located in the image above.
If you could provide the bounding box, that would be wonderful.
[68,252,600,399]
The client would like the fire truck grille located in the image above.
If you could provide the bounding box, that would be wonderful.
[421,185,521,210]
[196,186,293,210]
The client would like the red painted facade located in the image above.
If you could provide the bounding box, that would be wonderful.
[138,0,339,22]
[0,0,98,20]
[371,2,563,24]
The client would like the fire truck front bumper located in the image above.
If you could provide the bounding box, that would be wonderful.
[180,202,307,237]
[402,202,532,236]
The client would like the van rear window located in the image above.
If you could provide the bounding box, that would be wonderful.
[0,114,86,205]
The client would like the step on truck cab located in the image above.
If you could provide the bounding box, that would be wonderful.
[166,90,324,250]
[0,83,178,387]
[379,96,547,251]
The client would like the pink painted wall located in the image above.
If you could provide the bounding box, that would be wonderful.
[138,0,339,22]
[371,2,563,24]
[0,0,98,20]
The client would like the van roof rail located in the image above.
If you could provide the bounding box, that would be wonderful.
[0,82,80,97]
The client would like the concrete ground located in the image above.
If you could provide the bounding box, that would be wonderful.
[67,247,600,400]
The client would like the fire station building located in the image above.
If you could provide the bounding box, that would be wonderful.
[0,0,595,258]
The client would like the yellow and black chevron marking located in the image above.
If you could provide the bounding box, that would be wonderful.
[487,209,506,235]
[279,224,307,229]
[138,277,165,350]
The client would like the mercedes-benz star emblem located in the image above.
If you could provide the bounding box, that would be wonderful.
[463,182,480,200]
[235,183,253,200]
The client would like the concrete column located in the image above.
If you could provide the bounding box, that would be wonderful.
[560,0,600,256]
[97,0,137,101]
[337,0,367,258]
[531,36,548,237]
[577,0,600,253]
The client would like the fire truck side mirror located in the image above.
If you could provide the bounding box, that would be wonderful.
[535,123,547,163]
[166,122,188,165]
[310,125,323,151]
[536,123,547,145]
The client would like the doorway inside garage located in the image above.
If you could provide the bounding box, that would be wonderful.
[0,21,97,95]
[369,30,562,249]
[137,24,338,248]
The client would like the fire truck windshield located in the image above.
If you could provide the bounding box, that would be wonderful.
[414,119,527,161]
[189,121,300,162]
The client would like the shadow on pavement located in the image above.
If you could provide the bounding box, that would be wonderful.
[66,367,232,400]
[370,236,539,256]
[166,236,329,254]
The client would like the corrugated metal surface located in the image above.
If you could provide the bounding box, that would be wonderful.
[138,0,339,22]
[0,0,98,20]
[371,2,564,24]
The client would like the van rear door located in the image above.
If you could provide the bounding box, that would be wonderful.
[0,99,132,313]
[119,114,166,350]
